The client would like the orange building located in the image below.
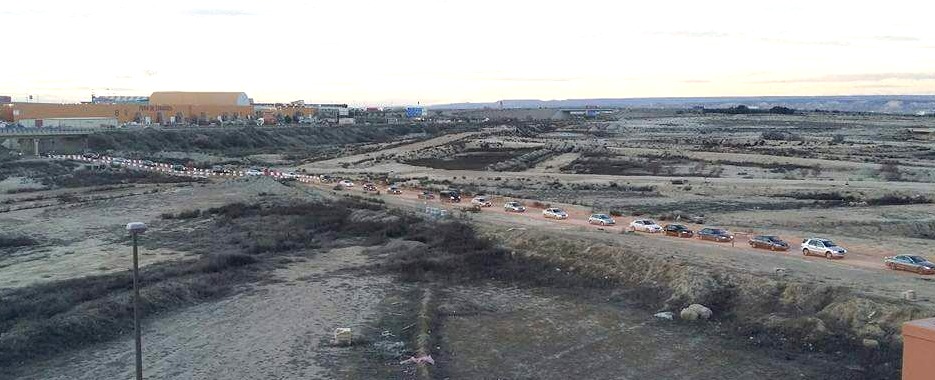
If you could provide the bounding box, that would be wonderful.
[1,92,274,127]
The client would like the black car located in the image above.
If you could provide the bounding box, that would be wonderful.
[439,190,461,203]
[664,224,694,238]
[748,235,789,251]
[697,228,734,242]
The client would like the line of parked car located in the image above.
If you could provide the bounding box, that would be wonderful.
[327,180,933,275]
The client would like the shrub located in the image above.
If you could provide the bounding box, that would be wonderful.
[879,161,902,181]
[176,209,202,219]
[195,253,258,273]
[609,210,623,217]
[0,235,38,248]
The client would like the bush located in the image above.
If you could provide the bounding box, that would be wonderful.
[760,130,802,141]
[161,209,202,219]
[879,161,902,181]
[0,235,38,248]
[609,210,623,217]
[195,253,258,273]
[176,209,202,219]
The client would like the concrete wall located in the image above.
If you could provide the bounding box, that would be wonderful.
[16,118,118,128]
[2,136,86,155]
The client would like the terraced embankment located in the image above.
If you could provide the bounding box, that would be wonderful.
[479,226,930,378]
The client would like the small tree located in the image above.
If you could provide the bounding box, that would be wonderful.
[810,164,823,177]
[647,160,662,175]
[879,161,902,181]
[832,134,846,144]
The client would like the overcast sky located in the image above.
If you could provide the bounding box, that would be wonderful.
[3,0,935,106]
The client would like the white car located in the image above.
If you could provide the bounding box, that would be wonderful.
[244,168,263,176]
[338,180,354,187]
[801,238,847,259]
[471,196,492,207]
[588,214,616,226]
[504,201,526,212]
[629,219,662,233]
[543,208,568,220]
[281,172,298,180]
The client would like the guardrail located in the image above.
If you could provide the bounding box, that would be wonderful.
[0,128,96,137]
[49,154,319,183]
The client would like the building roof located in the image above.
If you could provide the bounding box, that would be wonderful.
[92,95,150,104]
[149,92,250,106]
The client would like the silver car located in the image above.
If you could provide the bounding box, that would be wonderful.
[504,201,526,212]
[801,238,847,259]
[884,255,935,274]
[588,214,615,226]
[543,208,568,220]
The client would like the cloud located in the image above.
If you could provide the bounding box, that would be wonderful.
[756,73,935,84]
[187,9,255,17]
[870,35,920,42]
[477,77,578,83]
[647,30,850,47]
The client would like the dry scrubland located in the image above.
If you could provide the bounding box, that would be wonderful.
[2,111,935,379]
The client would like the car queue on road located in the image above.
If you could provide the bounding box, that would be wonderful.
[359,181,935,275]
[46,154,935,276]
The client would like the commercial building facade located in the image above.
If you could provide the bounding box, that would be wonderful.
[1,91,318,127]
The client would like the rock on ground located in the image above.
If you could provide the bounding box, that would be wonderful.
[680,304,713,321]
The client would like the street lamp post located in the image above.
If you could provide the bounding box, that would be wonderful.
[126,222,147,380]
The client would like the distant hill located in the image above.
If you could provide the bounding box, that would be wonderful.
[431,95,935,114]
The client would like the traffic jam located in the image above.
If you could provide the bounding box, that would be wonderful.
[51,153,935,276]
[323,179,934,276]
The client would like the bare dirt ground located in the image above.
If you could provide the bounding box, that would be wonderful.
[438,284,851,379]
[8,246,399,380]
[0,177,307,289]
[5,111,934,379]
[298,110,935,291]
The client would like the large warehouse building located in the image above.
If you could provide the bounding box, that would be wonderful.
[0,91,316,127]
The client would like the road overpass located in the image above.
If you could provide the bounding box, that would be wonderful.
[0,128,94,155]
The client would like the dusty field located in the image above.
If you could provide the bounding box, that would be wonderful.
[4,111,934,379]
[8,246,398,380]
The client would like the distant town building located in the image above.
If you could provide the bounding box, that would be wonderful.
[405,106,427,119]
[91,95,150,104]
[1,91,265,127]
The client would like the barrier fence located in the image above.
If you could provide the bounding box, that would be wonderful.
[50,155,319,183]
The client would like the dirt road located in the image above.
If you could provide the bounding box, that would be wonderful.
[302,130,488,170]
[315,181,935,306]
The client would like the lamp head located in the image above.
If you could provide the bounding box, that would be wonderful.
[126,222,147,234]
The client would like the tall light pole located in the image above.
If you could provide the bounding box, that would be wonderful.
[126,222,147,380]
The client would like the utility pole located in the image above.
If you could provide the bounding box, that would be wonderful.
[126,222,148,380]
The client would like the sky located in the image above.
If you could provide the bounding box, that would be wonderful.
[3,0,935,106]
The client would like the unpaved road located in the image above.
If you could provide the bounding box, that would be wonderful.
[312,181,935,307]
[7,246,398,380]
[303,130,488,169]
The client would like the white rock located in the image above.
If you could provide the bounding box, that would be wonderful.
[654,312,675,320]
[680,304,713,321]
